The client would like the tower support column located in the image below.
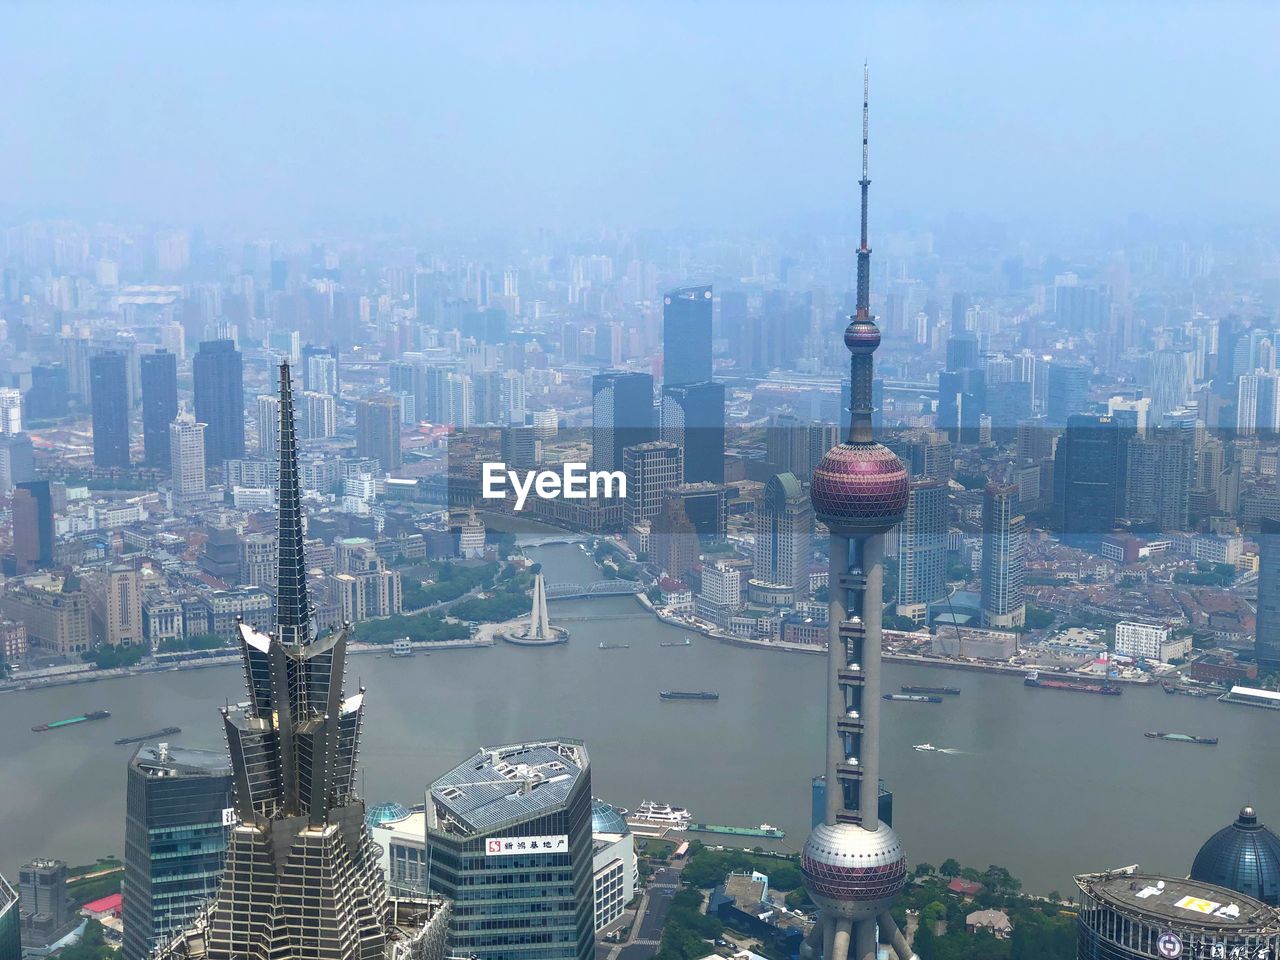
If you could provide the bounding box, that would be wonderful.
[859,534,884,826]
[854,919,877,960]
[826,533,851,825]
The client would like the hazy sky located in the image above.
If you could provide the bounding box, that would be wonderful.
[2,2,1278,231]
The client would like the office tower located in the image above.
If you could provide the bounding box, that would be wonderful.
[1045,361,1089,425]
[663,285,713,387]
[301,390,337,439]
[356,396,402,473]
[944,333,978,373]
[169,417,208,503]
[754,472,813,599]
[19,859,72,946]
[1238,371,1280,436]
[501,369,526,425]
[0,434,34,494]
[471,370,502,425]
[157,362,448,960]
[622,441,682,527]
[141,350,179,468]
[936,368,985,444]
[426,740,594,960]
[985,380,1031,443]
[501,425,537,469]
[651,496,698,580]
[122,743,234,960]
[660,381,725,483]
[256,395,279,458]
[0,389,20,435]
[980,482,1026,629]
[1074,868,1280,960]
[14,480,53,570]
[1052,414,1131,542]
[1190,805,1280,907]
[1257,518,1280,666]
[193,340,245,466]
[800,74,915,960]
[670,482,729,540]
[1053,276,1110,329]
[0,873,18,960]
[389,360,423,413]
[24,364,69,421]
[896,479,947,621]
[100,565,143,648]
[591,372,655,473]
[90,351,131,468]
[1149,348,1193,423]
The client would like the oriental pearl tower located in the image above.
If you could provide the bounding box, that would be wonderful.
[799,68,917,960]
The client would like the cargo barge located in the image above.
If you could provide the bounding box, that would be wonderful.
[1024,671,1121,696]
[688,822,785,839]
[114,726,181,745]
[32,710,110,732]
[901,685,960,695]
[660,691,719,701]
[1145,731,1217,745]
[883,694,942,703]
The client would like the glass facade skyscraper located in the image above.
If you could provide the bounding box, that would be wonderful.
[192,340,245,467]
[662,285,712,387]
[426,740,594,960]
[122,744,233,960]
[590,371,654,473]
[660,380,725,484]
[141,349,179,468]
[90,351,130,468]
[0,873,19,960]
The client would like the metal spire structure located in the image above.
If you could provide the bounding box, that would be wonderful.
[801,70,918,960]
[274,360,311,648]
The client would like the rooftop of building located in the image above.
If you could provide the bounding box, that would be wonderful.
[1192,807,1280,907]
[1075,870,1280,931]
[591,799,629,837]
[430,739,588,837]
[131,743,230,777]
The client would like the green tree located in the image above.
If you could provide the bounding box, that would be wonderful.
[939,858,961,878]
[914,862,935,878]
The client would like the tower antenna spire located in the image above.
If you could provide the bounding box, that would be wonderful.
[856,63,872,319]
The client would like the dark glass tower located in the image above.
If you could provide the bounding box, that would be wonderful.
[1052,414,1131,542]
[1257,518,1280,666]
[800,69,916,960]
[90,352,130,468]
[662,285,712,387]
[157,363,449,960]
[122,744,233,960]
[14,480,53,569]
[24,364,69,421]
[141,350,179,468]
[591,371,655,473]
[192,340,245,467]
[660,380,725,483]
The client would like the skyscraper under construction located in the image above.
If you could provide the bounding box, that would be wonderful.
[157,362,449,960]
[800,69,918,960]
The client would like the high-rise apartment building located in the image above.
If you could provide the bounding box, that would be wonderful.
[122,743,233,960]
[90,351,131,468]
[622,441,682,527]
[980,482,1026,629]
[169,418,207,503]
[193,340,245,467]
[426,740,594,960]
[591,372,654,473]
[141,350,179,468]
[1046,361,1089,425]
[0,389,21,435]
[157,362,449,960]
[301,390,337,439]
[255,395,279,458]
[753,472,812,600]
[356,396,402,472]
[663,285,713,387]
[1124,429,1193,531]
[896,479,947,622]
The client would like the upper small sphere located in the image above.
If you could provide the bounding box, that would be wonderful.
[1191,805,1280,906]
[810,442,909,534]
[801,821,908,920]
[845,319,881,354]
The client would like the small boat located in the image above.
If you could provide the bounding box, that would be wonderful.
[33,710,111,733]
[883,694,942,703]
[629,801,692,827]
[1145,731,1218,745]
[115,726,181,745]
[1161,680,1211,698]
[390,639,415,658]
[599,642,631,650]
[902,685,961,695]
[660,690,719,701]
[660,638,693,647]
[914,743,940,752]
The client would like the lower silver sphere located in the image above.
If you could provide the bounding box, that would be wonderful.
[801,821,907,920]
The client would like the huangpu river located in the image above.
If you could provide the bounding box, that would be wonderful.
[1,539,1277,896]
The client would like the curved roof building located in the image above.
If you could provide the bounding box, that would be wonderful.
[1192,806,1280,907]
[591,799,630,837]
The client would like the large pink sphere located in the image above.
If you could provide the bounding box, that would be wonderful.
[844,319,881,354]
[810,442,909,534]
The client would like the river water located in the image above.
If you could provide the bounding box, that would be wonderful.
[1,539,1276,896]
